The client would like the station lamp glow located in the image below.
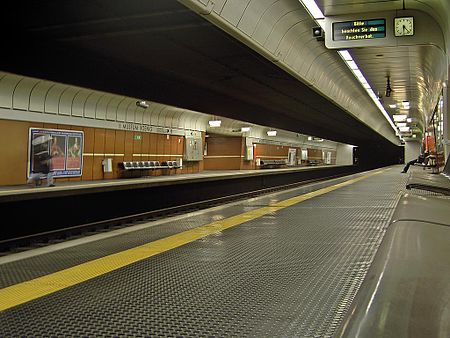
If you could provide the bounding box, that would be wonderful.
[402,101,410,109]
[399,126,410,132]
[208,119,222,127]
[298,0,325,28]
[393,114,408,122]
[241,127,251,132]
[267,130,277,136]
[388,104,397,108]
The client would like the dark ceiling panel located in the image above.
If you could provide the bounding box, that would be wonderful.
[0,0,396,147]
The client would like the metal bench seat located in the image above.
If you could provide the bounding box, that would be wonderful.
[336,194,450,338]
[406,154,450,195]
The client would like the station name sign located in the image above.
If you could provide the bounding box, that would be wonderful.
[333,19,386,41]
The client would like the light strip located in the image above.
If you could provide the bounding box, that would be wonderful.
[300,3,401,141]
[299,0,325,29]
[300,0,325,19]
[208,120,221,127]
[337,49,400,139]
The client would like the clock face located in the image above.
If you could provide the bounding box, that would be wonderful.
[394,17,414,36]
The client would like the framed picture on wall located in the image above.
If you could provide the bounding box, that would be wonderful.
[28,128,84,178]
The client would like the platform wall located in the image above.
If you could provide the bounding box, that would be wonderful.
[0,119,203,186]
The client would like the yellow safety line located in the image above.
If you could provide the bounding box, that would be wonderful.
[0,169,387,311]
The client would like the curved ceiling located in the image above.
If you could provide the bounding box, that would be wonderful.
[1,0,446,148]
[316,0,449,139]
[317,0,450,49]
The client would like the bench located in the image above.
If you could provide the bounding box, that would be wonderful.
[336,194,450,337]
[406,153,450,195]
[259,159,286,168]
[119,160,181,177]
[307,159,322,166]
[413,154,439,172]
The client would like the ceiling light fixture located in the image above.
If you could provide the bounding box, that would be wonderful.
[208,119,222,127]
[393,114,408,122]
[267,130,277,136]
[399,126,410,132]
[241,127,251,132]
[298,0,325,28]
[136,100,149,109]
[389,104,397,108]
[402,101,410,109]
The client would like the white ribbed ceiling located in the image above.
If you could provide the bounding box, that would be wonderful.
[315,0,449,139]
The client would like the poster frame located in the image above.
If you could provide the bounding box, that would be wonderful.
[28,128,84,178]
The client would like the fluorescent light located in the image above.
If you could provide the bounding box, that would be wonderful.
[338,49,399,137]
[317,19,325,29]
[402,101,410,109]
[241,127,251,132]
[399,126,410,132]
[393,114,408,122]
[389,104,397,108]
[208,120,221,127]
[406,118,412,123]
[267,130,277,136]
[300,0,324,19]
[347,61,358,70]
[308,136,313,140]
[396,122,407,127]
[338,50,353,61]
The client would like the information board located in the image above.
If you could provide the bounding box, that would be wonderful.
[333,19,386,41]
[184,136,203,161]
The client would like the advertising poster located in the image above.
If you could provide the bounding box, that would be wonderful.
[28,128,84,178]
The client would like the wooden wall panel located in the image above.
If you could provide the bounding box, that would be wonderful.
[104,129,116,179]
[170,135,177,156]
[124,131,133,161]
[206,135,241,156]
[93,129,106,180]
[142,133,150,161]
[82,127,95,180]
[155,134,164,162]
[176,136,183,156]
[133,132,142,160]
[149,133,157,160]
[204,135,243,170]
[114,130,125,178]
[204,158,241,170]
[0,120,31,185]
